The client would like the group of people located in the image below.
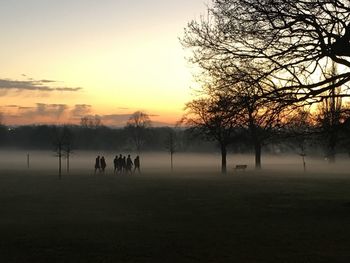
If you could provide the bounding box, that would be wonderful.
[94,156,106,173]
[94,154,140,175]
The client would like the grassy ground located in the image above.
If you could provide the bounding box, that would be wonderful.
[0,170,350,262]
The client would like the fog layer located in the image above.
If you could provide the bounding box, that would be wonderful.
[0,150,349,176]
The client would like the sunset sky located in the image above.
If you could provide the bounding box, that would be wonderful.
[0,0,207,126]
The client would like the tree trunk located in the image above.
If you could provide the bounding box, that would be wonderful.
[221,145,227,175]
[255,143,261,170]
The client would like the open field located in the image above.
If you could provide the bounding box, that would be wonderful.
[1,167,350,262]
[1,151,350,262]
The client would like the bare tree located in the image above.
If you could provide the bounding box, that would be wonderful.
[230,82,290,169]
[0,113,6,147]
[284,109,315,172]
[182,93,239,174]
[165,129,177,172]
[125,111,152,152]
[80,115,102,129]
[53,126,73,178]
[182,0,350,103]
[63,128,73,173]
[193,60,291,169]
[314,62,350,162]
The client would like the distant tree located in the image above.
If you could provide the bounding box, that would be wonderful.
[315,95,342,163]
[125,111,152,152]
[80,115,102,129]
[182,93,239,174]
[340,112,350,155]
[165,129,177,172]
[284,109,315,172]
[314,63,350,163]
[63,128,74,173]
[0,113,6,146]
[53,126,73,178]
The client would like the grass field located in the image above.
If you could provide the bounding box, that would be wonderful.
[1,169,350,262]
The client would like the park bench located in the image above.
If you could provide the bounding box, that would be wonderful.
[235,164,247,171]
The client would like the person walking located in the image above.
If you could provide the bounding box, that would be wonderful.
[117,154,123,174]
[134,155,140,174]
[121,156,126,174]
[126,155,133,175]
[100,156,106,174]
[113,155,118,174]
[94,155,100,174]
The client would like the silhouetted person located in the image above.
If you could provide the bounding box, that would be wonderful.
[95,155,100,174]
[122,156,126,174]
[117,154,123,174]
[100,156,106,173]
[134,155,140,173]
[126,155,133,175]
[113,155,118,174]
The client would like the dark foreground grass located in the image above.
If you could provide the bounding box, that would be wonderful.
[1,170,350,262]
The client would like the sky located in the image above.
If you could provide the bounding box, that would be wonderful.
[0,0,208,126]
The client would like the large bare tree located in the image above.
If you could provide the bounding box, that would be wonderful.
[182,0,350,103]
[186,60,291,169]
[234,88,289,169]
[182,93,239,174]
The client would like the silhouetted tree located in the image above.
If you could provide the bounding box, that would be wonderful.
[284,109,315,172]
[182,0,350,104]
[165,129,177,172]
[53,126,73,178]
[125,111,152,152]
[0,113,6,146]
[80,115,102,129]
[232,85,289,169]
[314,63,350,163]
[63,128,74,173]
[182,93,239,174]
[340,113,350,155]
[184,58,290,169]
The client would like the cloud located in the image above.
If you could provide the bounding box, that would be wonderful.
[1,104,171,127]
[71,104,92,117]
[0,78,82,93]
[18,103,68,118]
[18,106,34,110]
[100,114,132,123]
[67,113,133,127]
[4,105,20,108]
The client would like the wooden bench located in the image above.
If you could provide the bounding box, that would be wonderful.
[235,164,247,171]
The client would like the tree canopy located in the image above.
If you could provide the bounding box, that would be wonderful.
[183,0,350,103]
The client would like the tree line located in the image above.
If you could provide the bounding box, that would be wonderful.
[1,111,350,159]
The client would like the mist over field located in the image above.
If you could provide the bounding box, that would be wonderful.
[1,150,350,262]
[0,150,349,176]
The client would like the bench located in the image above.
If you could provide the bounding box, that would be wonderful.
[235,164,247,171]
